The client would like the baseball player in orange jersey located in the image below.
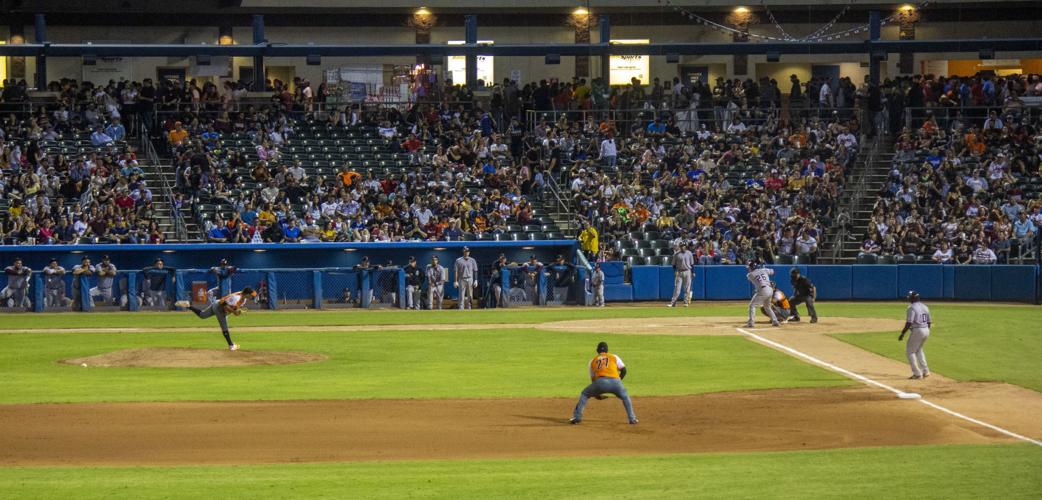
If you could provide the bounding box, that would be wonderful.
[569,341,638,425]
[176,287,256,350]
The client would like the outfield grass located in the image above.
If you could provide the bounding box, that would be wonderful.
[833,305,1042,393]
[0,328,850,404]
[0,302,917,330]
[2,444,1038,499]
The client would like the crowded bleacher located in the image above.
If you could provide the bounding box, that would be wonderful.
[1,72,1040,265]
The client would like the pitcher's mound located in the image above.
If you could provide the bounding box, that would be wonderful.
[60,348,328,368]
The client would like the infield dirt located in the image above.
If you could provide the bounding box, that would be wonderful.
[0,387,1014,466]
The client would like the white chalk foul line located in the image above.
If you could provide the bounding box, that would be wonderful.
[736,327,1042,447]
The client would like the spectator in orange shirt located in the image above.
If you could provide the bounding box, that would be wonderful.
[167,121,189,146]
[337,168,361,188]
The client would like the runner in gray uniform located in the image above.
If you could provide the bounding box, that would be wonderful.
[590,262,605,307]
[1,258,32,309]
[43,259,68,308]
[668,242,694,307]
[454,246,479,310]
[899,290,931,379]
[744,261,780,327]
[425,256,446,309]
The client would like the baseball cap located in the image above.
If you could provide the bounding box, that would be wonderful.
[462,246,470,252]
[596,341,609,353]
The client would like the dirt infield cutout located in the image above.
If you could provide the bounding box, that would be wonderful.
[60,347,328,368]
[536,316,904,336]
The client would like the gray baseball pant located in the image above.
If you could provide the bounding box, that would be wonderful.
[458,277,474,309]
[593,284,604,306]
[1,286,30,308]
[749,288,778,324]
[192,302,234,346]
[906,327,930,377]
[406,285,421,309]
[45,287,66,308]
[428,284,444,309]
[572,377,637,423]
[671,269,692,305]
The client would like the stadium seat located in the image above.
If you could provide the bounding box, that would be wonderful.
[857,254,878,265]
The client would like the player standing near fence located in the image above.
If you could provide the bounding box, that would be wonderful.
[425,256,446,309]
[207,259,238,304]
[668,242,694,307]
[744,262,780,327]
[43,259,68,308]
[404,256,423,310]
[590,262,605,307]
[89,255,123,306]
[1,258,32,309]
[899,291,931,379]
[176,287,256,351]
[454,247,478,310]
[141,258,176,309]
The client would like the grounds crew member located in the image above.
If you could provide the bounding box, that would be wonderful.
[454,246,479,309]
[176,287,257,351]
[570,341,638,425]
[788,268,818,323]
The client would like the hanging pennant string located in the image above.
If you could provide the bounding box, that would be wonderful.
[761,1,797,41]
[801,3,853,41]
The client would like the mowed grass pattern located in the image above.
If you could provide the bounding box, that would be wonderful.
[1,444,1039,499]
[0,327,850,404]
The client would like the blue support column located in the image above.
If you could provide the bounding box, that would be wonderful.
[266,271,278,310]
[537,269,547,306]
[599,16,611,84]
[32,273,44,312]
[79,275,92,312]
[464,15,478,89]
[252,15,266,91]
[312,270,323,309]
[360,269,371,308]
[869,10,881,86]
[174,270,188,309]
[127,272,140,311]
[500,268,511,308]
[576,266,592,306]
[396,269,406,309]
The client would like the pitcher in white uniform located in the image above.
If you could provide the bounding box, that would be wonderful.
[899,290,931,379]
[744,262,780,327]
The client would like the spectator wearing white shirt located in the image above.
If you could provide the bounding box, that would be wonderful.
[599,136,618,167]
[932,241,954,263]
[972,244,997,264]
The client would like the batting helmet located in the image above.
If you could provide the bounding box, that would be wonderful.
[907,290,920,302]
[747,261,760,271]
[596,341,609,353]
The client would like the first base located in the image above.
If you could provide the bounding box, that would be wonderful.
[897,392,922,400]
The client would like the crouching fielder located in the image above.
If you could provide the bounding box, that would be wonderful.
[744,262,780,327]
[899,290,931,379]
[570,341,638,425]
[176,287,256,350]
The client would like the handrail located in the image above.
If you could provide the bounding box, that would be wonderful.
[829,134,879,262]
[139,119,188,242]
[543,170,580,237]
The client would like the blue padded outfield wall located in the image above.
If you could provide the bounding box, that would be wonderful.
[628,264,1040,304]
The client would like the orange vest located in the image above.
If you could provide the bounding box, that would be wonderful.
[590,353,621,379]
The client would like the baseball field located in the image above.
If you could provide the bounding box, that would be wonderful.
[1,302,1040,499]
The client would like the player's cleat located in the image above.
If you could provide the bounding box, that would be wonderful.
[922,372,930,378]
[909,374,922,379]
[174,300,191,308]
[743,321,755,327]
[684,302,690,307]
[569,418,581,424]
[629,419,639,425]
[666,303,675,307]
[810,318,818,323]
[771,321,781,327]
[789,316,801,322]
[229,344,239,351]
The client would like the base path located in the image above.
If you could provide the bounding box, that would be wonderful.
[0,387,1012,466]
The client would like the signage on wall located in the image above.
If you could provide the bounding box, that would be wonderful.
[609,39,650,86]
[447,40,494,86]
[81,40,134,84]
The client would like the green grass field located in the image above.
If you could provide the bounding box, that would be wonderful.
[2,303,1040,499]
[2,444,1039,500]
[832,304,1042,392]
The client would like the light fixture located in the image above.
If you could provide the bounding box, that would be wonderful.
[343,248,357,252]
[572,6,589,16]
[733,6,750,14]
[162,249,176,253]
[521,246,536,250]
[414,6,431,16]
[253,249,266,253]
[899,4,916,12]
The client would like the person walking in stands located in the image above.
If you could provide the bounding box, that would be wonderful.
[669,242,694,307]
[176,287,256,351]
[569,341,638,425]
[454,246,479,310]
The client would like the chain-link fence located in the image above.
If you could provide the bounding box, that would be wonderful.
[321,269,363,308]
[543,264,578,306]
[503,265,540,307]
[371,268,401,308]
[271,270,315,309]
